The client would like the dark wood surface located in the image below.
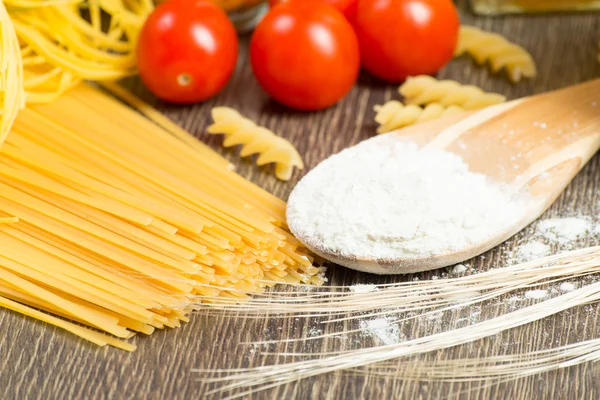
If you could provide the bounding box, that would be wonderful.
[3,2,600,399]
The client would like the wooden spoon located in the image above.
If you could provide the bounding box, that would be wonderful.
[288,79,600,274]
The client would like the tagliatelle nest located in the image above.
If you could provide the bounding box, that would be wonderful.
[6,0,152,104]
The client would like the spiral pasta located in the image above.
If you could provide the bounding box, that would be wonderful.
[374,101,464,134]
[455,25,536,83]
[8,0,153,103]
[207,107,304,180]
[0,1,25,145]
[399,75,506,110]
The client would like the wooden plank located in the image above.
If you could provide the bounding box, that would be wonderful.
[1,2,600,399]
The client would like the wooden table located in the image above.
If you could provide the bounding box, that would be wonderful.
[3,2,600,399]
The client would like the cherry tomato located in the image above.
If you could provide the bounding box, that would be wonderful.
[354,0,459,83]
[268,0,357,23]
[137,0,239,104]
[250,2,360,110]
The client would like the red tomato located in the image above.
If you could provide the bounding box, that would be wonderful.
[354,0,460,83]
[250,2,360,110]
[137,0,239,104]
[268,0,357,23]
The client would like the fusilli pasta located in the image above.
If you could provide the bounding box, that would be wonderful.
[373,101,463,134]
[207,107,304,181]
[400,75,506,110]
[455,25,536,83]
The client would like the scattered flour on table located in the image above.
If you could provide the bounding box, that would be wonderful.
[349,284,377,293]
[506,296,524,303]
[507,216,598,265]
[287,136,531,261]
[559,282,577,292]
[360,317,402,345]
[510,241,550,264]
[452,264,469,274]
[536,217,592,244]
[308,327,323,337]
[524,289,548,299]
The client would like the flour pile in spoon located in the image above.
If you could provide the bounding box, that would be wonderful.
[287,136,531,262]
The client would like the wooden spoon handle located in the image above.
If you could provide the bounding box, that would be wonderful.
[390,79,600,191]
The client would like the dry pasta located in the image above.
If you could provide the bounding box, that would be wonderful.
[0,83,322,350]
[399,75,506,110]
[374,101,464,133]
[455,25,537,83]
[207,107,304,181]
[8,0,152,103]
[100,82,234,172]
[0,2,25,145]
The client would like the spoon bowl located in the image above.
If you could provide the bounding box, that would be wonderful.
[287,79,600,274]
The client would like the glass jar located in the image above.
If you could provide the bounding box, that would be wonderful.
[471,0,600,14]
[214,0,268,32]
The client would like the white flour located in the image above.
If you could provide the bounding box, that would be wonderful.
[349,284,377,293]
[506,216,598,265]
[287,137,530,261]
[559,282,576,292]
[537,217,591,244]
[452,264,468,274]
[524,289,548,299]
[359,317,401,345]
[509,241,550,264]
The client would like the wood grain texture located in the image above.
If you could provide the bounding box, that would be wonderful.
[2,2,600,399]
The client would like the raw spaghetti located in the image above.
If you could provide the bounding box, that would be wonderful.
[0,83,323,350]
[0,1,25,145]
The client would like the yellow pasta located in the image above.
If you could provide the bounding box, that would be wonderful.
[399,75,506,110]
[455,25,537,83]
[374,101,464,134]
[8,0,152,103]
[207,107,304,181]
[0,84,322,349]
[0,2,25,145]
[100,82,234,172]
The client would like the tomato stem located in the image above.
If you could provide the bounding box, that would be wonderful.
[177,73,192,87]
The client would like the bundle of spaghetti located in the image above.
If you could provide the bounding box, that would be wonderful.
[0,1,25,144]
[0,83,322,350]
[195,246,600,318]
[7,0,152,103]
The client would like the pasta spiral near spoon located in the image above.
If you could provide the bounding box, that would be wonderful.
[374,76,506,133]
[399,75,507,109]
[374,101,464,133]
